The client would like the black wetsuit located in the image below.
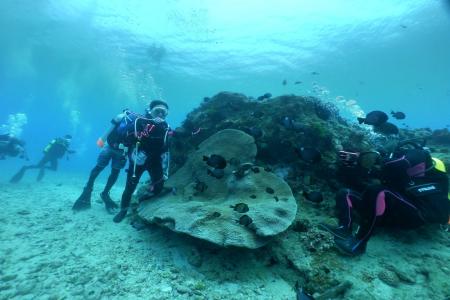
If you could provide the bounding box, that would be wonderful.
[84,118,129,193]
[0,134,25,159]
[114,119,170,222]
[10,138,73,182]
[335,149,449,252]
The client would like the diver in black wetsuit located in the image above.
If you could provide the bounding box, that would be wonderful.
[0,133,27,160]
[10,135,75,183]
[320,141,450,255]
[72,112,137,213]
[113,100,170,223]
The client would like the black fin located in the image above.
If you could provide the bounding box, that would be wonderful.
[10,166,27,183]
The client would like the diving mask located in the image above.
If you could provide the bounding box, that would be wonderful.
[150,106,168,118]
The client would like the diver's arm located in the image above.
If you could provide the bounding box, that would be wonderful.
[97,113,124,147]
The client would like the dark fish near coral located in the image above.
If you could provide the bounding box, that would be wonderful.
[236,215,253,226]
[203,154,227,169]
[295,81,302,85]
[391,111,406,120]
[266,187,275,194]
[311,72,319,75]
[249,194,257,199]
[373,122,399,135]
[282,79,287,85]
[296,147,322,164]
[281,117,304,131]
[357,111,388,126]
[230,203,249,213]
[263,93,272,99]
[203,97,211,102]
[303,191,323,203]
[257,95,265,101]
[251,167,260,173]
[295,281,315,300]
[207,168,225,179]
[194,180,208,192]
[233,162,254,178]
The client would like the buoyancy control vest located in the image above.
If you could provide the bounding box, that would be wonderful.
[381,147,449,224]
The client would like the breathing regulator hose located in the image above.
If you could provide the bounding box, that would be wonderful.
[132,141,140,178]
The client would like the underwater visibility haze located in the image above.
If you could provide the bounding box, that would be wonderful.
[1,1,450,299]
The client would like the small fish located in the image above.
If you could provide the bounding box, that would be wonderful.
[194,180,208,193]
[203,154,227,169]
[230,203,249,213]
[236,215,253,226]
[251,167,260,173]
[303,191,323,203]
[373,122,399,135]
[357,110,388,126]
[257,95,265,101]
[296,147,322,164]
[249,194,257,199]
[263,92,272,99]
[274,196,279,202]
[401,24,407,29]
[294,81,302,85]
[311,71,319,75]
[266,187,275,194]
[233,162,254,178]
[282,79,287,85]
[391,111,406,120]
[281,117,304,131]
[207,168,225,179]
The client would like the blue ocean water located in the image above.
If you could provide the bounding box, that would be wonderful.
[1,0,450,171]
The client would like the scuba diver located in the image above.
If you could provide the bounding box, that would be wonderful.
[113,100,171,223]
[10,135,75,183]
[0,133,27,160]
[320,139,450,255]
[72,111,140,213]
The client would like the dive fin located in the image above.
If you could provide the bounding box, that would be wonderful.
[10,166,27,183]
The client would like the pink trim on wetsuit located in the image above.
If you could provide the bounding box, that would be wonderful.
[375,191,386,216]
[352,189,420,252]
[384,155,406,165]
[407,162,426,177]
[346,190,353,229]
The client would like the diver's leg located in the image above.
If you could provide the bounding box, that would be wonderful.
[100,149,126,213]
[148,158,164,196]
[72,165,106,211]
[319,189,362,239]
[101,168,121,213]
[113,163,145,223]
[37,155,52,181]
[72,148,113,211]
[332,185,385,255]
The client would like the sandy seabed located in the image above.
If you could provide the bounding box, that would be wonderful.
[0,172,293,300]
[0,171,449,300]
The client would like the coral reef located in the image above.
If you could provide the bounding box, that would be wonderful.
[138,129,298,249]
